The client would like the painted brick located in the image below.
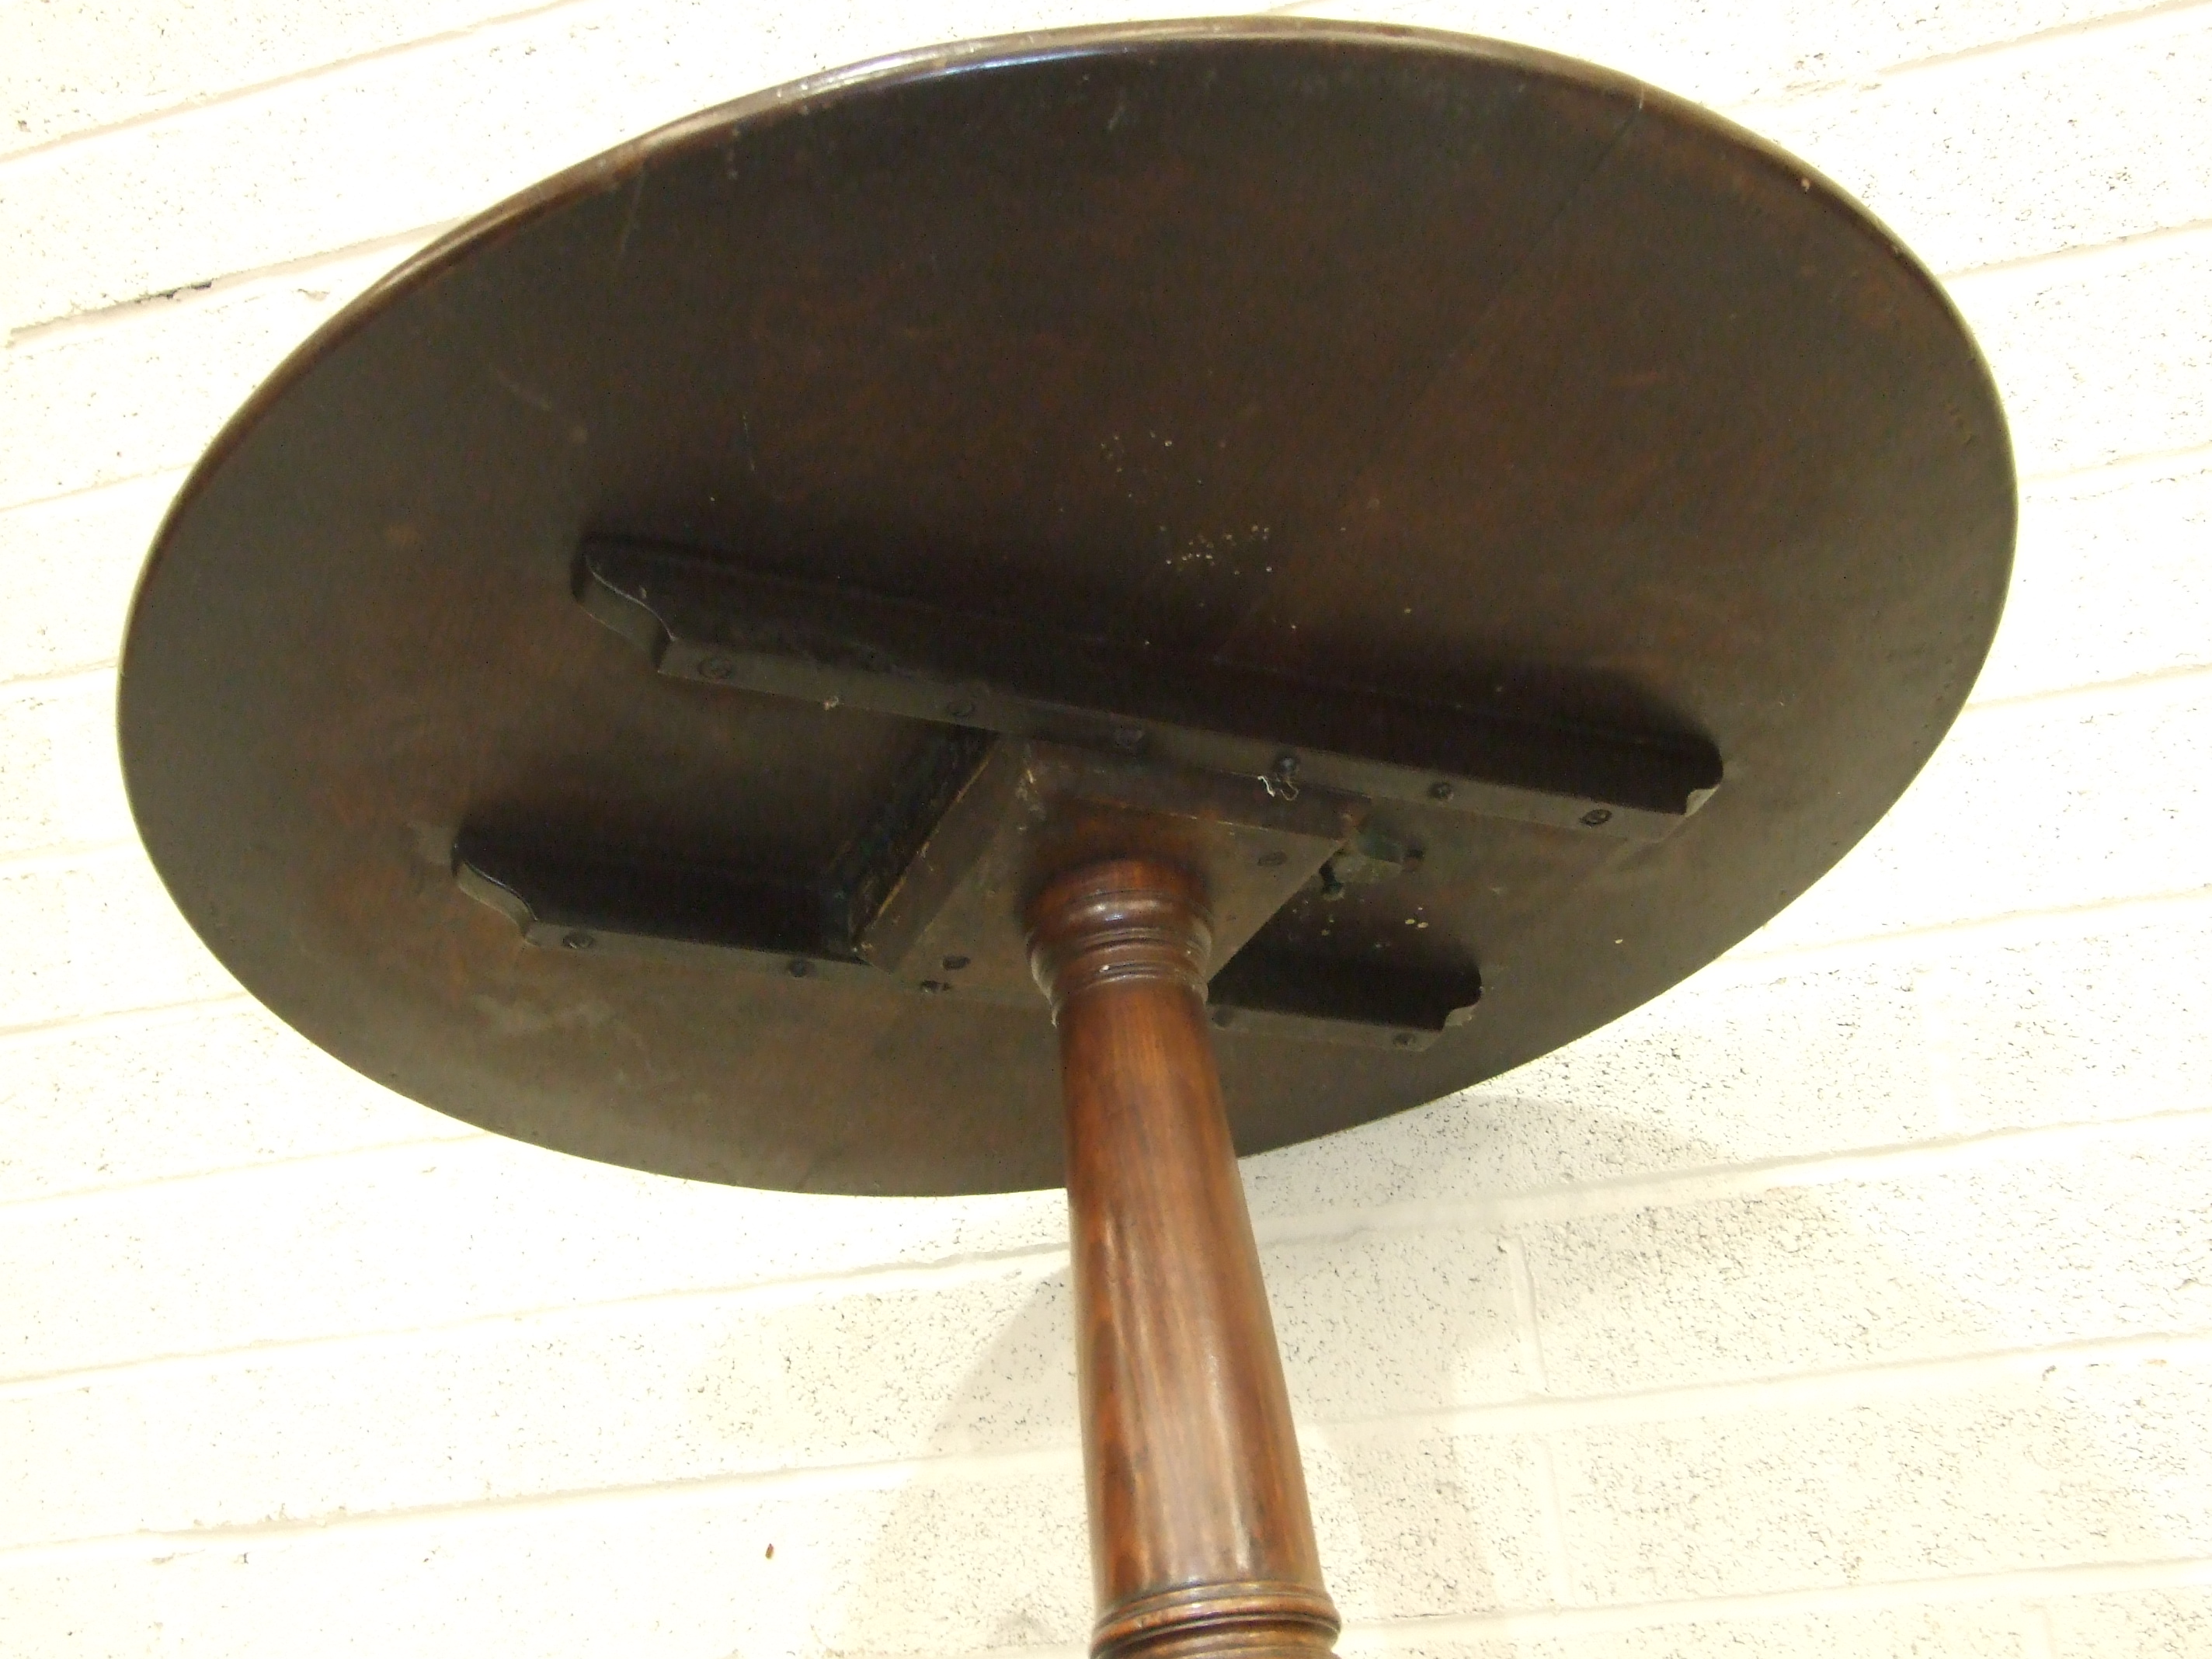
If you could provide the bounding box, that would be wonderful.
[1977,461,2212,703]
[1551,1355,2212,1602]
[0,851,239,1031]
[1307,1427,1561,1619]
[0,1133,1063,1381]
[1744,12,2212,275]
[1273,1227,1536,1419]
[1340,1602,2032,1658]
[1293,0,2120,105]
[0,1002,462,1203]
[0,475,175,682]
[2046,1587,2212,1656]
[0,256,391,510]
[1525,1119,2212,1393]
[0,673,130,857]
[0,1261,1072,1549]
[0,0,1236,328]
[0,1226,1529,1553]
[1243,962,1936,1216]
[0,1427,1555,1656]
[1751,678,2212,952]
[3,0,2137,167]
[0,1459,1094,1659]
[1925,903,2212,1136]
[2,0,537,155]
[1248,894,2212,1218]
[1951,233,2212,478]
[9,1,2207,330]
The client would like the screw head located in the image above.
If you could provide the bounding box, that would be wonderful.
[697,655,737,682]
[944,697,976,719]
[918,979,951,994]
[1274,752,1300,777]
[1210,1007,1234,1028]
[1393,1032,1417,1049]
[562,930,595,951]
[785,958,812,978]
[941,954,970,971]
[1428,780,1455,802]
[1257,850,1288,868]
[1580,807,1613,827]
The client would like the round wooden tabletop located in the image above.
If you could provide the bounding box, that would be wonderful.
[118,19,2015,1195]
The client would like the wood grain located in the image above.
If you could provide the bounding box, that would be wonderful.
[1030,857,1339,1659]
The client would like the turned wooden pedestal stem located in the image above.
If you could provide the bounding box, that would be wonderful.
[1028,859,1340,1659]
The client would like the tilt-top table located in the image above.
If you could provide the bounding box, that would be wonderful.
[119,20,2015,1657]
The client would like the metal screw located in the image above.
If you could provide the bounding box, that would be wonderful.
[944,697,976,719]
[1581,807,1613,827]
[1257,850,1288,868]
[1211,1007,1235,1028]
[1428,780,1455,802]
[941,954,970,971]
[1274,753,1299,777]
[562,930,595,951]
[698,655,737,682]
[786,958,812,978]
[1112,726,1147,753]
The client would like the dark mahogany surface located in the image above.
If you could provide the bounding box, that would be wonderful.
[120,19,2015,1194]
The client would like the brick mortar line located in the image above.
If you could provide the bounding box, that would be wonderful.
[0,1126,492,1215]
[1501,1236,1578,1605]
[0,836,143,878]
[1250,1105,2212,1243]
[0,1237,1076,1396]
[1716,882,2212,976]
[0,0,1292,181]
[4,1110,2207,1397]
[1316,1328,2212,1442]
[5,1062,2204,1234]
[0,0,611,173]
[8,1069,2207,1239]
[3,220,454,352]
[6,28,2212,346]
[1964,661,2212,715]
[1723,0,2212,109]
[9,0,2183,186]
[0,661,117,695]
[2021,439,2212,489]
[1873,0,2212,79]
[1943,213,2212,288]
[1334,1554,2212,1646]
[0,893,2206,1209]
[0,830,2204,1046]
[0,465,186,523]
[2023,1601,2061,1659]
[1,1329,2203,1563]
[0,989,252,1048]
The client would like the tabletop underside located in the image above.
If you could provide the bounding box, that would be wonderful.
[118,20,2015,1194]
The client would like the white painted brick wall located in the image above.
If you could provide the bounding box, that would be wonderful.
[2,2,2207,1654]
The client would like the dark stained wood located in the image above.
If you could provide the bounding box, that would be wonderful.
[117,19,2015,1198]
[1031,858,1338,1659]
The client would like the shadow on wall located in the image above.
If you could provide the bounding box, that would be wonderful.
[701,1080,2207,1657]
